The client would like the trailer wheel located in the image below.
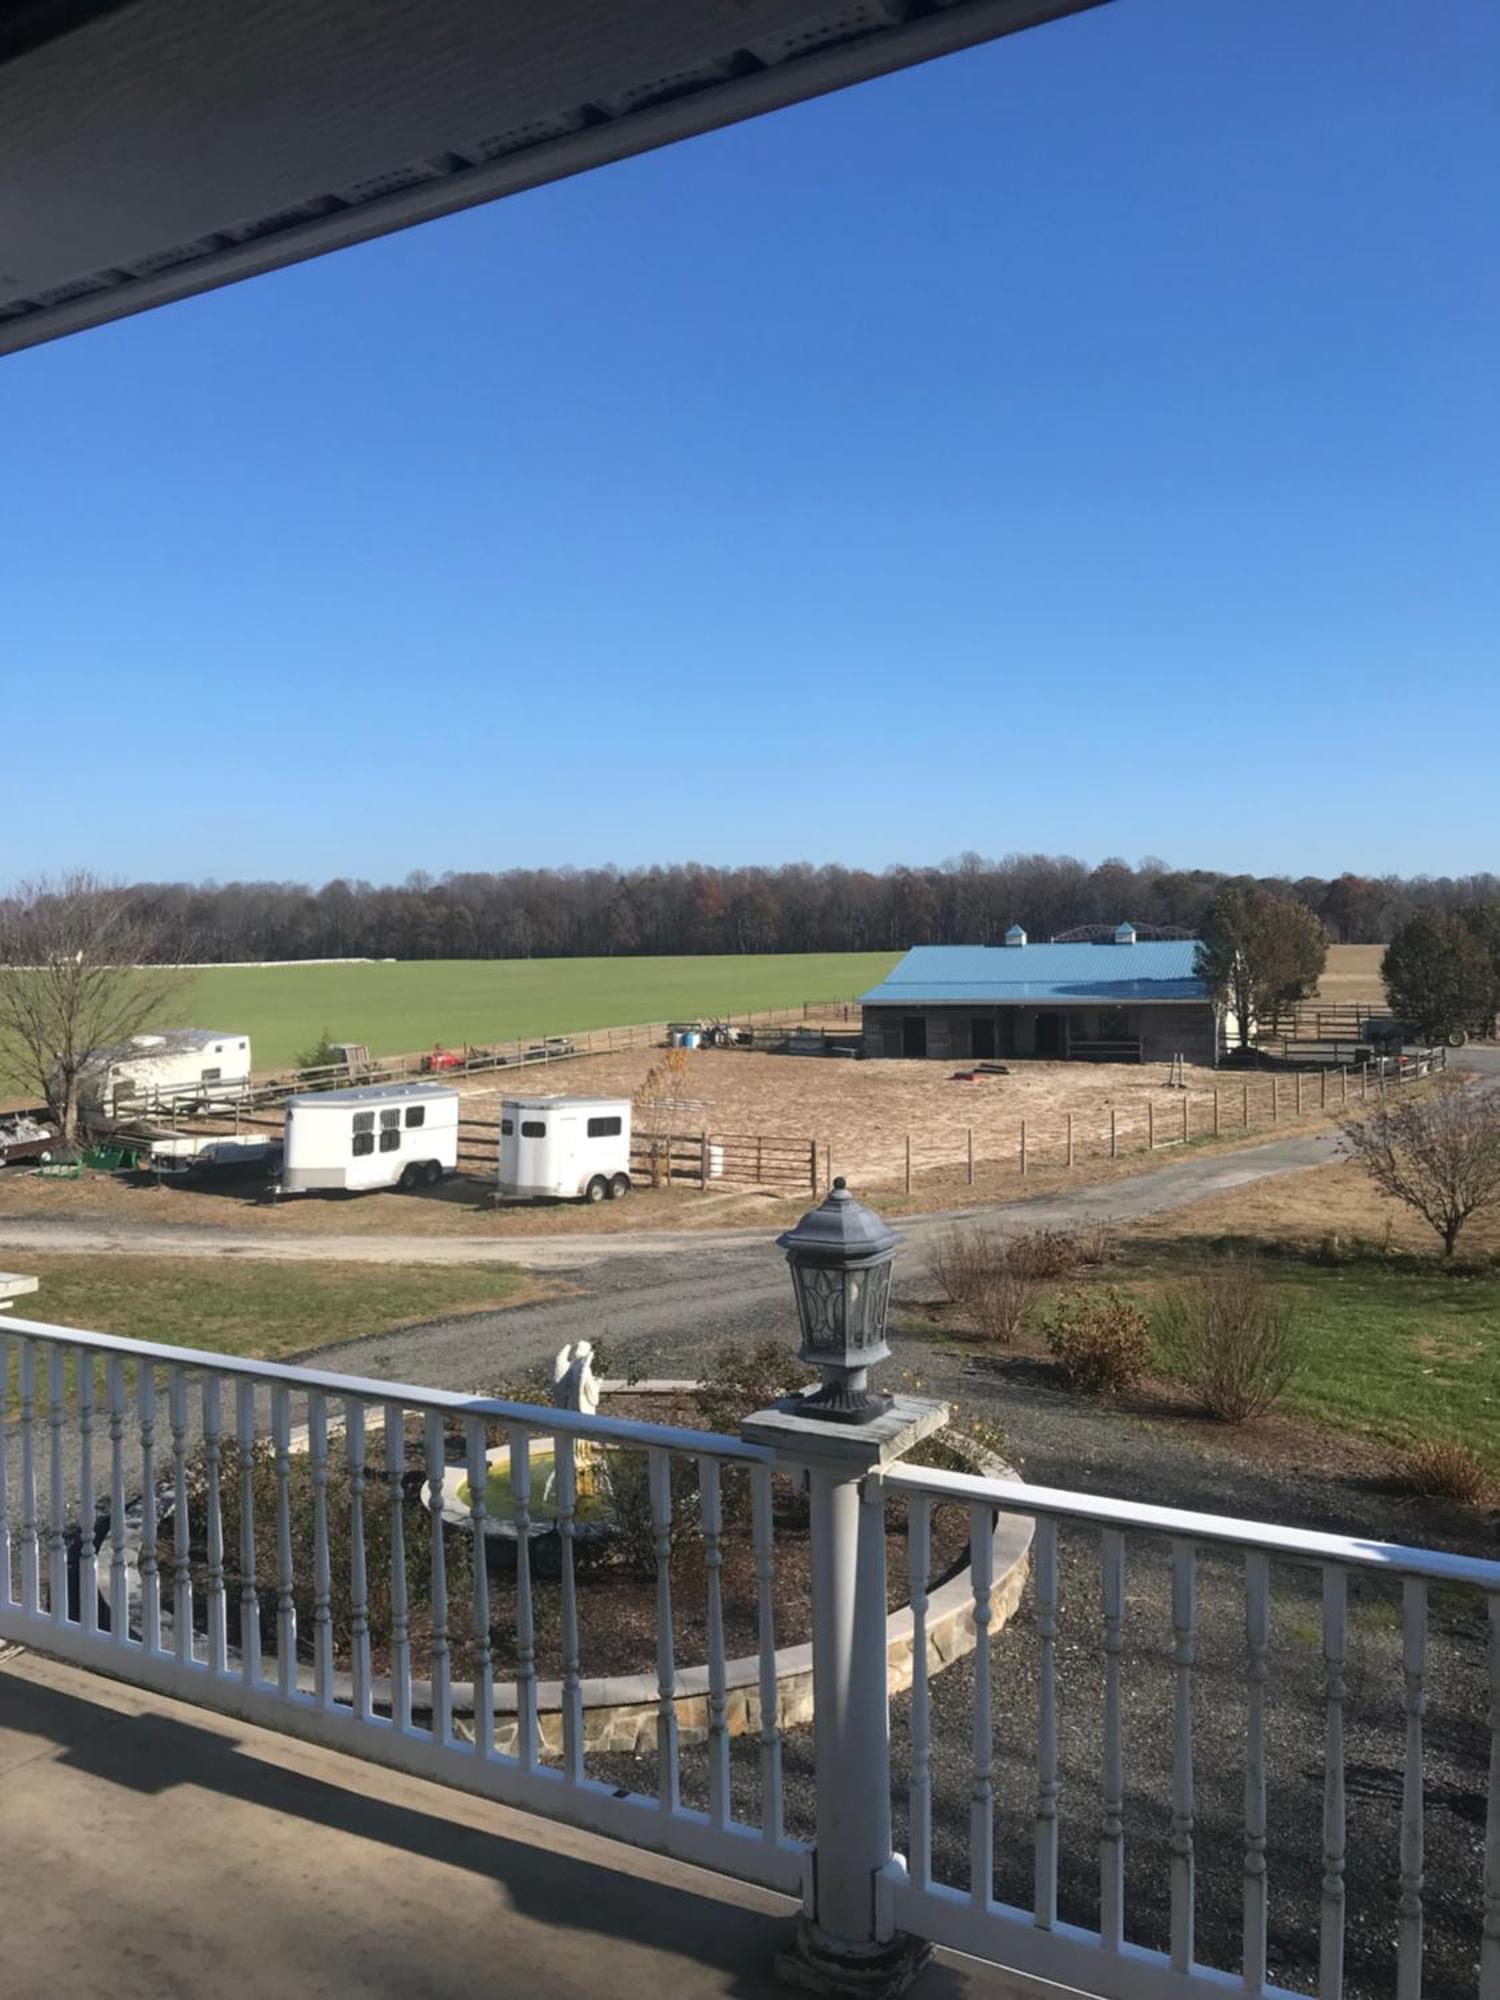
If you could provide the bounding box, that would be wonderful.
[422,1160,444,1186]
[608,1173,631,1200]
[584,1174,609,1203]
[1447,1028,1469,1048]
[397,1162,421,1192]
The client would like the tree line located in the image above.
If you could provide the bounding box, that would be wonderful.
[94,857,1500,963]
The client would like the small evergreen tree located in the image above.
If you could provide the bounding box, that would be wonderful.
[1382,913,1491,1042]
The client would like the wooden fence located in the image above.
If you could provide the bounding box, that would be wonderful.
[450,1118,818,1194]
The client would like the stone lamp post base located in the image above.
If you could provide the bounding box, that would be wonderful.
[776,1917,933,1997]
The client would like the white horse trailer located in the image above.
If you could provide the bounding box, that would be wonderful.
[279,1082,458,1195]
[80,1028,253,1120]
[498,1096,631,1202]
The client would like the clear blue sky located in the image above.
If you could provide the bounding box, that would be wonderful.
[3,0,1495,888]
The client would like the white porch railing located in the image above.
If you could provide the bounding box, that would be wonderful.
[3,1311,1499,1998]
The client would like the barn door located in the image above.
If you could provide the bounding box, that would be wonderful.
[901,1016,927,1059]
[971,1017,996,1061]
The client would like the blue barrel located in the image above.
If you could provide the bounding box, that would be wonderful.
[681,1030,699,1049]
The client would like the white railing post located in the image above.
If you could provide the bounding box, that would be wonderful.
[742,1393,947,1992]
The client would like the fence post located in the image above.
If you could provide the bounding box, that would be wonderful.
[904,1135,912,1195]
[701,1134,710,1192]
[809,1140,818,1196]
[1148,1101,1155,1151]
[1182,1096,1189,1145]
[1320,1069,1327,1112]
[1212,1089,1220,1139]
[1243,1080,1250,1129]
[1362,1066,1368,1102]
[1340,1067,1347,1107]
[1272,1077,1279,1123]
[1066,1113,1074,1169]
[741,1400,945,1989]
[1296,1072,1304,1116]
[1110,1108,1117,1159]
[1020,1120,1027,1176]
[966,1128,974,1187]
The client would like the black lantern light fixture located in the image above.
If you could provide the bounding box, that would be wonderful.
[776,1178,901,1423]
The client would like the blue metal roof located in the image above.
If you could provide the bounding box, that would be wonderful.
[860,940,1207,1007]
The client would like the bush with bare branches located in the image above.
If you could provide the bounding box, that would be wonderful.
[1044,1288,1151,1397]
[1153,1259,1300,1423]
[1342,1078,1500,1258]
[1396,1438,1491,1508]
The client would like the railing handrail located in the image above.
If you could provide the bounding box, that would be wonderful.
[887,1461,1500,1591]
[0,1314,776,1464]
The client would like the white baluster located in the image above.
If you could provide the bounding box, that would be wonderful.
[510,1423,536,1768]
[969,1499,996,1908]
[46,1343,67,1621]
[77,1350,97,1637]
[751,1463,783,1847]
[1483,1596,1500,2000]
[19,1339,38,1615]
[138,1363,161,1654]
[202,1376,226,1674]
[272,1384,296,1697]
[1034,1515,1060,1928]
[700,1458,730,1830]
[466,1416,492,1758]
[907,1491,934,1894]
[1170,1540,1196,1975]
[309,1391,333,1708]
[425,1410,451,1743]
[649,1448,680,1812]
[1397,1577,1427,2000]
[235,1379,261,1685]
[0,1334,11,1609]
[347,1402,371,1722]
[107,1355,128,1641]
[169,1365,192,1662]
[554,1433,584,1784]
[1100,1529,1126,1952]
[1243,1550,1271,1996]
[1320,1566,1348,2000]
[386,1400,412,1733]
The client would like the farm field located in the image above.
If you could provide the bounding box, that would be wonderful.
[1313,942,1385,1007]
[177,952,894,1070]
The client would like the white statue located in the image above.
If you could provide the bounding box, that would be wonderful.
[551,1340,601,1419]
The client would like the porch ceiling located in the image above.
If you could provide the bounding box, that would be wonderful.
[0,0,1106,358]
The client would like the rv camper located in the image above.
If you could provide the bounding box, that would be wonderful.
[80,1029,253,1121]
[279,1082,459,1195]
[498,1096,631,1202]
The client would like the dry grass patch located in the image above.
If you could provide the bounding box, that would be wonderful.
[1396,1439,1492,1508]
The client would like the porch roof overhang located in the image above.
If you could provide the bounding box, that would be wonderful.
[0,0,1106,359]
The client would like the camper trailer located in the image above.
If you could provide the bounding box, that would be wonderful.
[279,1082,459,1195]
[80,1029,253,1121]
[498,1096,631,1202]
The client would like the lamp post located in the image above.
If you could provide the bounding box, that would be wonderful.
[776,1177,899,1424]
[745,1181,946,1995]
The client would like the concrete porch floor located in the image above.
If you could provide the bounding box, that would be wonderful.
[0,1648,1073,2000]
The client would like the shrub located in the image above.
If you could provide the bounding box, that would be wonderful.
[597,1447,701,1578]
[1044,1288,1151,1397]
[925,1222,998,1304]
[293,1027,345,1072]
[1154,1259,1300,1423]
[1398,1438,1491,1508]
[1004,1228,1084,1282]
[968,1267,1033,1345]
[695,1337,806,1437]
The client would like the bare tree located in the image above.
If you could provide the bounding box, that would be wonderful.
[0,874,193,1143]
[1342,1079,1500,1258]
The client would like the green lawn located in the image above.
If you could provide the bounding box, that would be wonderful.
[177,952,896,1070]
[12,1256,535,1363]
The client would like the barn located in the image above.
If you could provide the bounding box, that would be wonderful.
[860,924,1227,1067]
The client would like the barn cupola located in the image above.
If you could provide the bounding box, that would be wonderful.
[1003,924,1027,948]
[1114,921,1137,946]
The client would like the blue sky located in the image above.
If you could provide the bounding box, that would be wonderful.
[3,0,1496,887]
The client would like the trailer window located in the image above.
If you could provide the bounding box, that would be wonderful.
[405,1106,425,1128]
[379,1128,401,1152]
[380,1108,400,1128]
[352,1131,374,1157]
[201,1068,222,1083]
[500,1119,513,1136]
[521,1120,546,1138]
[586,1116,622,1138]
[353,1112,375,1132]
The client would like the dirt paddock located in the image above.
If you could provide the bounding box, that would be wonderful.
[456,1045,1331,1188]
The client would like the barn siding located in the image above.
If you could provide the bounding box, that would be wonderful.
[864,1003,1221,1065]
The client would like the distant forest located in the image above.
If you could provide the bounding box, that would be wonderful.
[123,859,1500,963]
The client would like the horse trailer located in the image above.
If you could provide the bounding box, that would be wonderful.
[79,1028,253,1121]
[278,1082,458,1195]
[497,1095,631,1202]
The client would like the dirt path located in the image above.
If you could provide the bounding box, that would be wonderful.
[0,1125,1341,1274]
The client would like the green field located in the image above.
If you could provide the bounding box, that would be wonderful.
[177,953,897,1070]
